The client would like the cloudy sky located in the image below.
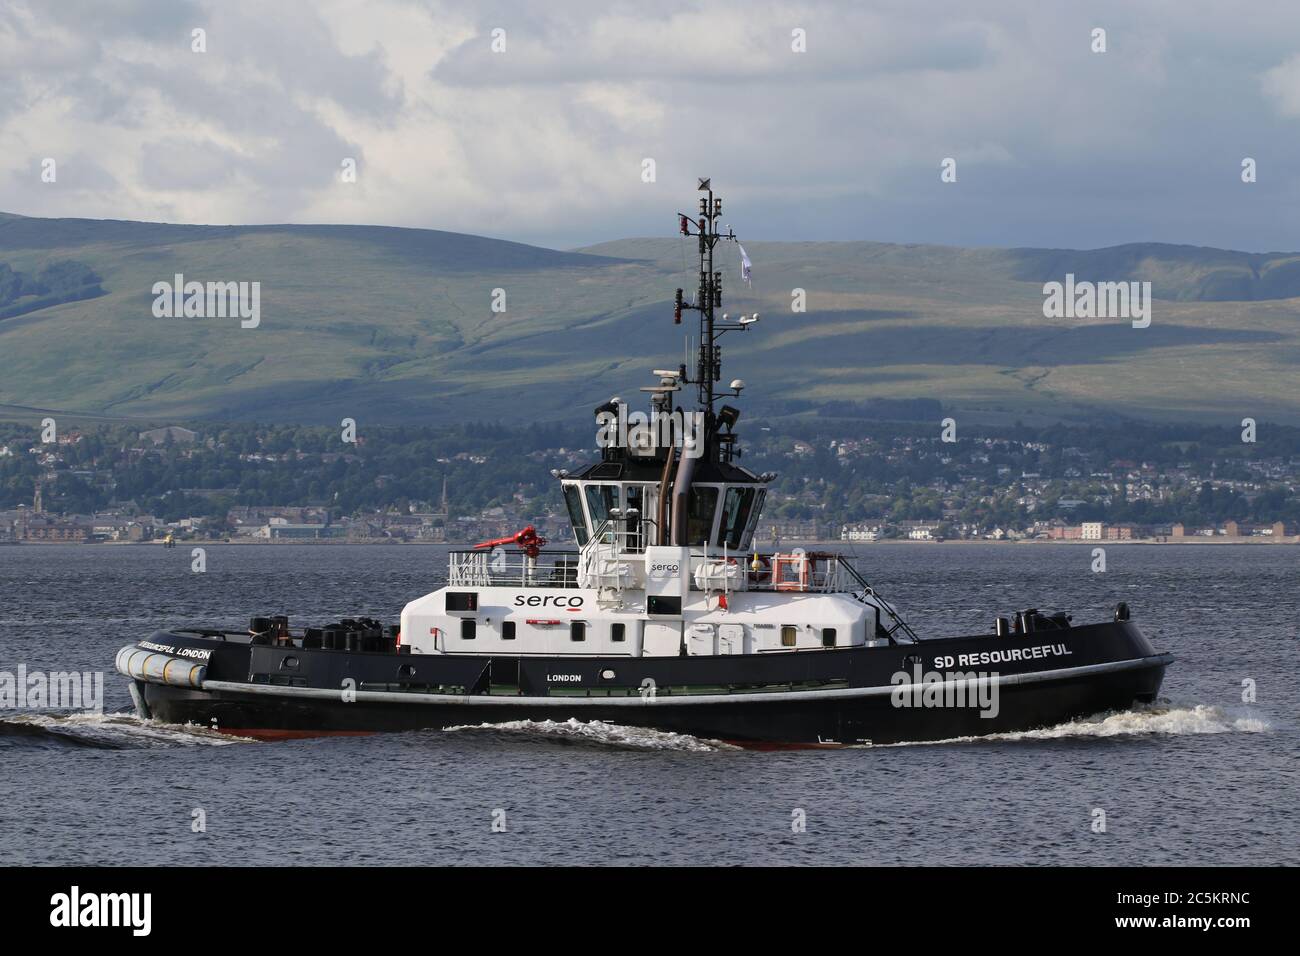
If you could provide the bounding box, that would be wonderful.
[4,0,1300,251]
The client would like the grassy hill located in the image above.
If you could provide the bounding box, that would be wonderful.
[0,212,1297,428]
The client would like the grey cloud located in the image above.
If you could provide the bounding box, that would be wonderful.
[53,0,207,41]
[199,4,404,118]
[431,5,994,87]
[139,139,242,191]
[6,0,1300,252]
[6,152,120,195]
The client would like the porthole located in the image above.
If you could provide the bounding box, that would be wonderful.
[280,656,299,670]
[600,669,616,680]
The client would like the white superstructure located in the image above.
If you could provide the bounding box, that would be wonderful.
[401,523,898,657]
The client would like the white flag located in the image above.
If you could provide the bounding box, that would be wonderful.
[738,243,753,286]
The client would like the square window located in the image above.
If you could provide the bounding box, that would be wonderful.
[447,592,478,611]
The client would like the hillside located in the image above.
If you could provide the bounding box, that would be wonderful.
[0,212,1297,427]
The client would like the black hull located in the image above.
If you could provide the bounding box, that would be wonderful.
[126,621,1171,746]
[141,659,1167,746]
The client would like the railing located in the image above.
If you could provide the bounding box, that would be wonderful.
[445,545,917,640]
[744,551,862,594]
[741,552,919,641]
[834,557,920,642]
[447,549,581,588]
[587,516,657,555]
[579,519,640,591]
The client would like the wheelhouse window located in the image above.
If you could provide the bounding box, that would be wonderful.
[624,485,644,552]
[585,484,617,535]
[781,625,797,647]
[717,486,758,549]
[686,486,719,545]
[564,484,589,546]
[746,490,766,543]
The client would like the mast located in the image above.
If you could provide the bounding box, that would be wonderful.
[677,178,729,415]
[675,178,755,463]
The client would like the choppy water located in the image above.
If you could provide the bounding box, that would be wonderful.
[0,543,1294,865]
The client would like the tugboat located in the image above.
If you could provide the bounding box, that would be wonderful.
[116,180,1172,746]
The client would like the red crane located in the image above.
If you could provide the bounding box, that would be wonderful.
[472,525,547,559]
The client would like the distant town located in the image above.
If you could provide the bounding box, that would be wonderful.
[1,415,1297,546]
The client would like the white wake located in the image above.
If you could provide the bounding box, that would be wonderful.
[443,717,741,752]
[0,711,254,748]
[886,704,1271,747]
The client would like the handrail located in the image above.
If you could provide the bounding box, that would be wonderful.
[447,548,579,557]
[446,544,919,636]
[447,549,581,588]
[836,559,919,643]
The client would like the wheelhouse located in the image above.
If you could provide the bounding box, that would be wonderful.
[560,474,766,553]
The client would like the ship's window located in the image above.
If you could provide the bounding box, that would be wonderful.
[624,485,644,552]
[648,595,681,615]
[461,619,476,640]
[502,621,516,640]
[822,627,837,648]
[280,655,299,670]
[564,485,589,546]
[611,622,625,642]
[687,486,719,544]
[585,484,617,534]
[781,625,797,647]
[717,486,758,549]
[743,490,767,547]
[571,621,586,642]
[446,591,478,612]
